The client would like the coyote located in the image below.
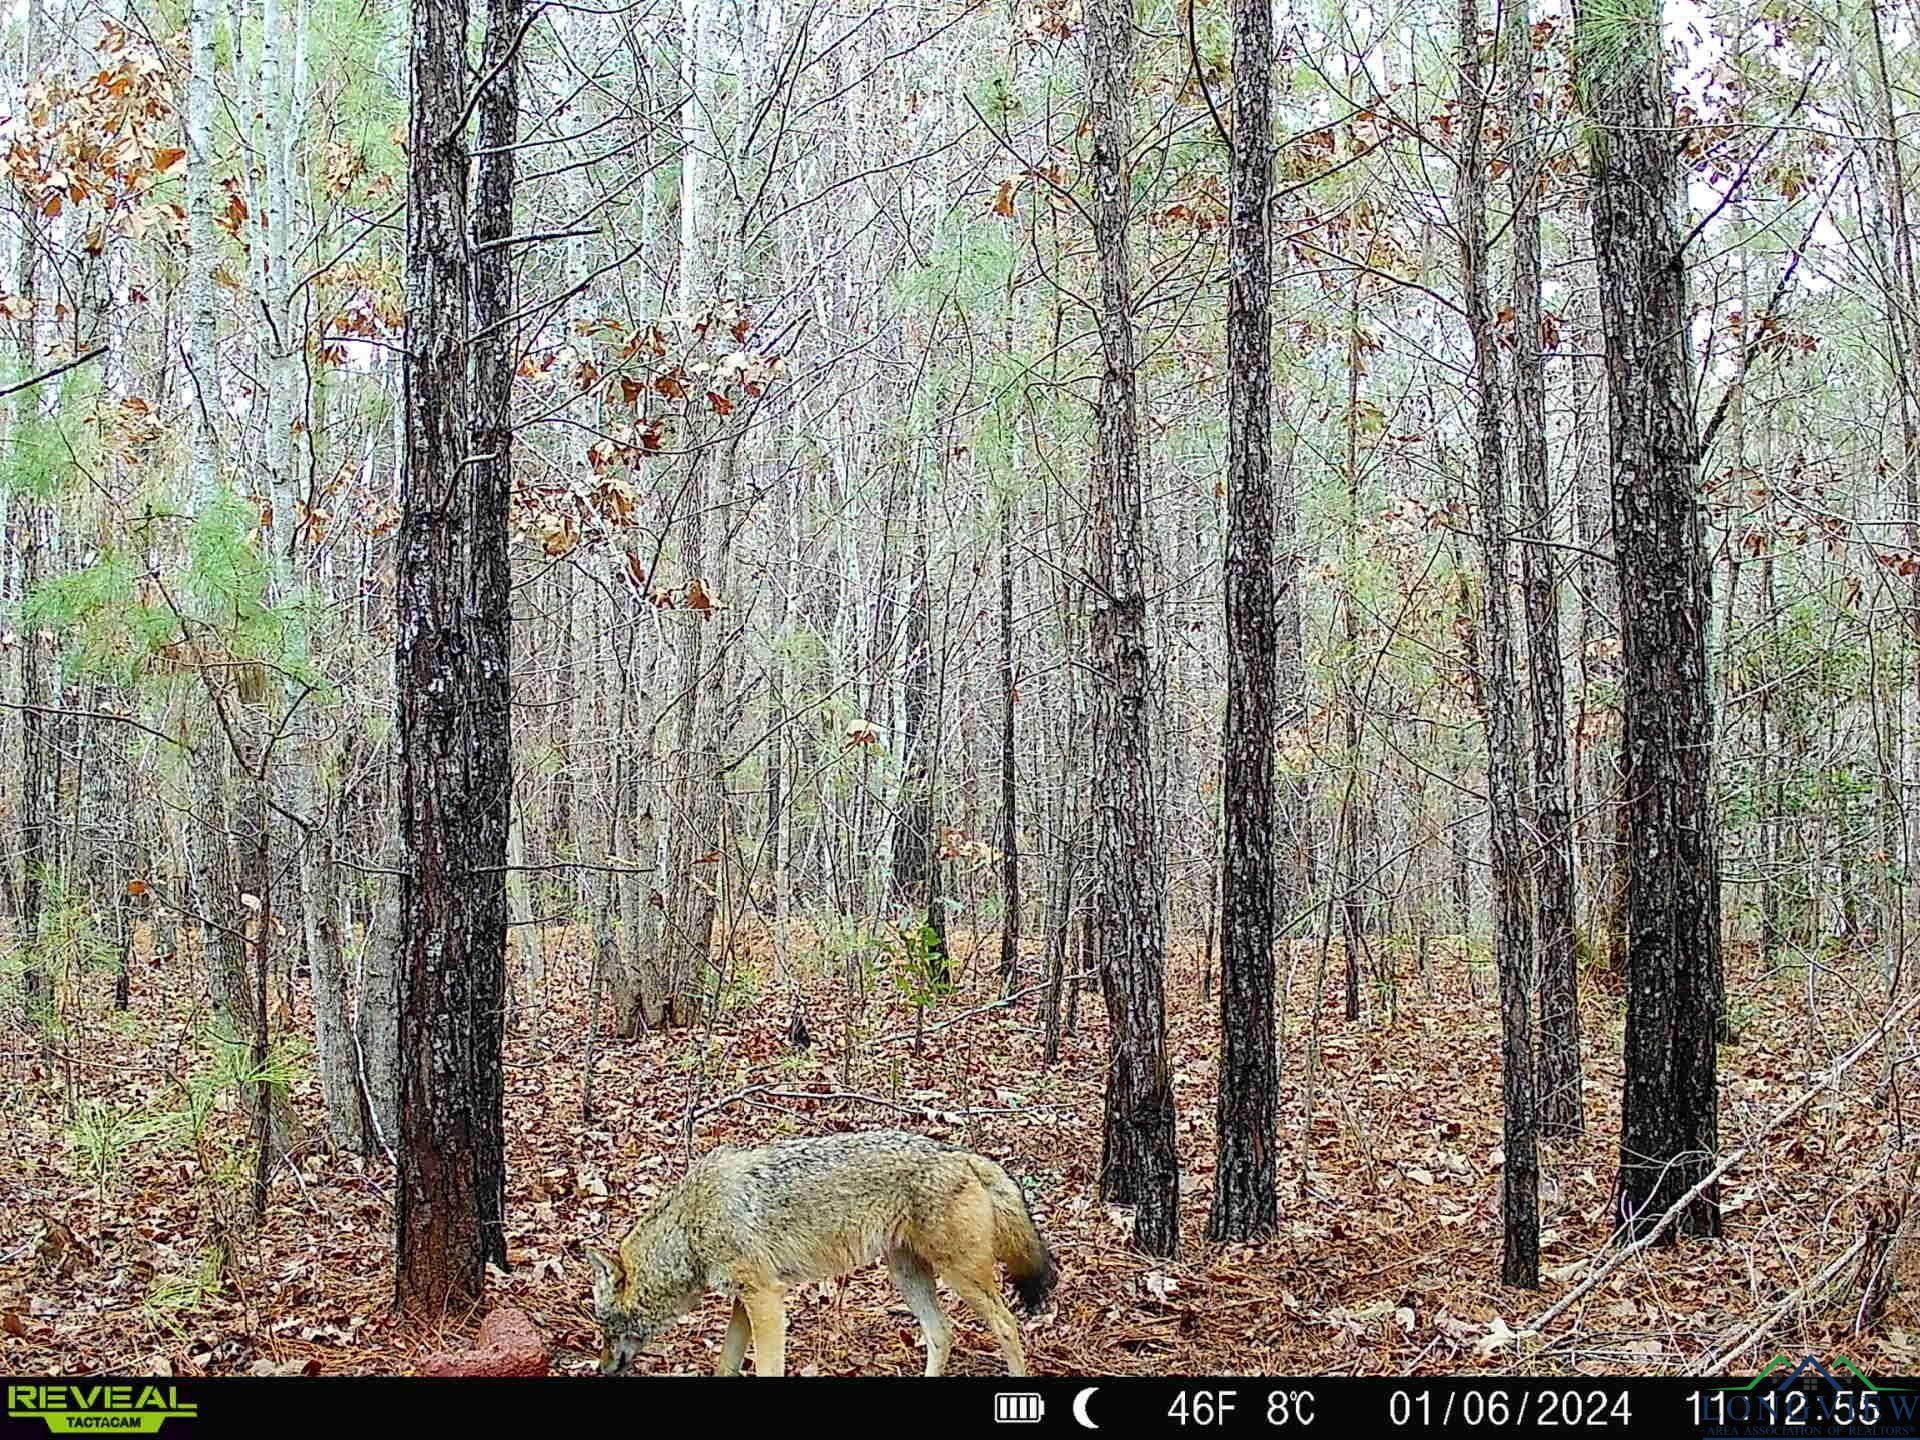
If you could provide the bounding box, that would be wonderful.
[586,1129,1057,1376]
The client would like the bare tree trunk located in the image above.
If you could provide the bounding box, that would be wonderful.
[1581,0,1723,1243]
[998,487,1021,995]
[1509,0,1582,1141]
[1458,0,1539,1289]
[356,789,402,1155]
[1273,401,1310,971]
[1084,0,1179,1257]
[1044,558,1088,1068]
[653,0,721,1027]
[1862,0,1920,989]
[393,0,515,1308]
[18,512,50,1020]
[303,749,364,1150]
[507,778,543,1028]
[1571,256,1626,967]
[12,0,49,1023]
[185,0,217,500]
[891,485,939,981]
[1340,271,1366,1023]
[1210,0,1279,1243]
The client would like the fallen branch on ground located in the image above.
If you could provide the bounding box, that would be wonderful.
[1700,1235,1867,1374]
[1516,987,1920,1347]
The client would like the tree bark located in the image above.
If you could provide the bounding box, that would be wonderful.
[356,800,403,1155]
[11,0,49,1022]
[1340,271,1367,1022]
[651,0,721,1027]
[891,484,940,983]
[1508,0,1582,1141]
[998,488,1021,995]
[1862,0,1920,985]
[393,0,514,1309]
[18,516,50,1020]
[302,755,364,1150]
[1084,0,1180,1256]
[1581,0,1723,1243]
[1573,296,1629,974]
[1458,0,1539,1288]
[1209,0,1278,1244]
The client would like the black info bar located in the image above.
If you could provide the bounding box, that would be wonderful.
[5,1372,1919,1439]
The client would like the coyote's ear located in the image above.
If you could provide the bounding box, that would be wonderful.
[586,1246,624,1290]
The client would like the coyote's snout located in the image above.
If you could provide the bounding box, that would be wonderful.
[585,1129,1057,1376]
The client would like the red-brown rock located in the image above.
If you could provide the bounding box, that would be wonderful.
[419,1308,548,1377]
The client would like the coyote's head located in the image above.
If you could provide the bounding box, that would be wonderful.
[586,1245,660,1374]
[586,1213,699,1374]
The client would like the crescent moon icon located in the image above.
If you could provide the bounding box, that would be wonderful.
[1072,1386,1101,1430]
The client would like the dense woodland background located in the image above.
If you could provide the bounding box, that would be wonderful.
[3,0,1920,1378]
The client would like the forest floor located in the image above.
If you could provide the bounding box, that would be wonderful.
[1,919,1914,1378]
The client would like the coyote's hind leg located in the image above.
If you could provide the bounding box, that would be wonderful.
[888,1248,953,1376]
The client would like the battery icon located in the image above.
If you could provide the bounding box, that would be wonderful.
[995,1393,1045,1424]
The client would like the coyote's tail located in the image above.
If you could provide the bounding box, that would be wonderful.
[972,1158,1059,1313]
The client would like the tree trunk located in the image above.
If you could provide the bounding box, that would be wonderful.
[1084,0,1180,1257]
[356,806,403,1156]
[1862,0,1920,987]
[1509,0,1582,1141]
[1571,250,1627,968]
[1044,570,1088,1069]
[1273,399,1310,978]
[998,488,1021,995]
[303,754,364,1150]
[18,508,50,1020]
[1209,0,1278,1244]
[185,0,217,501]
[506,777,544,1028]
[12,0,50,1023]
[1458,0,1539,1289]
[891,486,939,979]
[393,0,514,1309]
[652,0,721,1027]
[1581,0,1723,1243]
[1340,270,1366,1023]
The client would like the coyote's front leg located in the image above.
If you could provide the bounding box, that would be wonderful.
[742,1289,788,1376]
